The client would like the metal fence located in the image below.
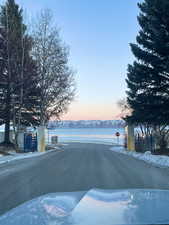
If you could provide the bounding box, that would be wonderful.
[135,133,155,153]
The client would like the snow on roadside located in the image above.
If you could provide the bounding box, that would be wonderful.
[0,146,61,165]
[110,147,169,169]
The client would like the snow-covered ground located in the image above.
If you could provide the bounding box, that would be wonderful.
[110,147,169,169]
[0,145,61,166]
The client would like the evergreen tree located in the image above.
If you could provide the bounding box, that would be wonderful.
[0,27,8,126]
[126,0,169,126]
[0,0,40,146]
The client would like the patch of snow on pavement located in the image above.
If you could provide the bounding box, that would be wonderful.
[110,147,169,168]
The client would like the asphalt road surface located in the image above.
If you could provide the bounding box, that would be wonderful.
[1,142,169,215]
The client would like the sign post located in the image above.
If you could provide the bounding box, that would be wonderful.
[115,132,120,144]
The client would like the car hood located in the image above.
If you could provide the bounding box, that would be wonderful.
[0,189,169,225]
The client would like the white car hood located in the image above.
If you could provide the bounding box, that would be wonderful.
[0,189,169,225]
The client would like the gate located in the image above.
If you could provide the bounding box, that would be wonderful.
[24,133,37,152]
[135,133,155,153]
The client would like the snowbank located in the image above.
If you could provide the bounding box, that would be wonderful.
[0,146,61,165]
[110,147,169,168]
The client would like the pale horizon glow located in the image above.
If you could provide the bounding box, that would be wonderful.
[15,0,140,120]
[62,102,121,120]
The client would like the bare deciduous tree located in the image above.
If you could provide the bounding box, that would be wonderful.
[117,98,132,119]
[32,9,75,126]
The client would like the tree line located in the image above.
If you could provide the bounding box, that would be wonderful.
[124,0,169,152]
[48,120,125,129]
[0,0,75,148]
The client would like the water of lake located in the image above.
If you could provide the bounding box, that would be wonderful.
[46,128,125,145]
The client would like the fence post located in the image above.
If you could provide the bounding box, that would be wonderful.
[126,124,135,151]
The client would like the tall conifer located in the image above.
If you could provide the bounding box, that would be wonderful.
[0,0,40,146]
[126,0,169,126]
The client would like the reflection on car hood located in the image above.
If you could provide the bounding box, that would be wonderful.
[0,189,169,225]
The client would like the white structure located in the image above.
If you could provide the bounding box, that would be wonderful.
[17,132,24,150]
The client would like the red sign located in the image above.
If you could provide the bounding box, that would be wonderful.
[115,132,120,137]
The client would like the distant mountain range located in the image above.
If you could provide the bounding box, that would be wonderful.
[48,120,125,129]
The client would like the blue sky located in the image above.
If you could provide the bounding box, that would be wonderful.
[13,0,140,120]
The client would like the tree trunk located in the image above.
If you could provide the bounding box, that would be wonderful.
[4,120,10,144]
[2,6,13,147]
[3,85,12,146]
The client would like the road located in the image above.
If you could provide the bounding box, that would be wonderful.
[1,142,169,215]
